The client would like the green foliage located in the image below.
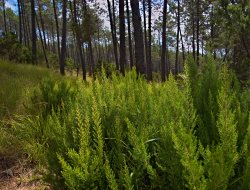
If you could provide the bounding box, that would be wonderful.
[96,61,117,78]
[47,53,59,69]
[11,58,250,189]
[0,33,32,63]
[0,60,60,157]
[31,77,78,117]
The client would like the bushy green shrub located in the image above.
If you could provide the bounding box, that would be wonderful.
[47,53,59,69]
[0,33,32,63]
[13,58,249,189]
[30,77,78,117]
[96,61,117,77]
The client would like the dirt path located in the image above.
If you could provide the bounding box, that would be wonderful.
[0,155,51,190]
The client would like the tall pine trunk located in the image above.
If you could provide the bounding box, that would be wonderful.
[59,0,67,75]
[36,15,49,68]
[3,0,7,34]
[126,0,134,68]
[72,0,86,80]
[119,0,126,75]
[31,0,37,64]
[161,0,168,81]
[180,27,185,63]
[147,0,152,81]
[130,0,146,75]
[52,0,61,59]
[192,0,195,61]
[38,0,47,49]
[107,0,119,70]
[143,0,148,71]
[17,0,22,43]
[175,0,180,75]
[196,0,200,65]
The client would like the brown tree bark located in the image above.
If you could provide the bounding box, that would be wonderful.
[59,0,67,75]
[31,0,37,64]
[147,0,152,81]
[36,15,49,68]
[126,0,134,68]
[52,0,61,58]
[38,0,47,49]
[119,0,126,75]
[130,0,146,75]
[192,0,195,61]
[3,0,7,34]
[72,0,86,80]
[196,0,200,65]
[107,0,119,70]
[17,0,22,43]
[175,0,180,74]
[143,0,148,71]
[161,0,168,81]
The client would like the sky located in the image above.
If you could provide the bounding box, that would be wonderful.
[6,0,17,11]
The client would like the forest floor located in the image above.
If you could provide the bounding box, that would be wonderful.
[0,60,59,190]
[0,155,51,190]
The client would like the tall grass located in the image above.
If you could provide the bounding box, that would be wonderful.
[0,59,61,156]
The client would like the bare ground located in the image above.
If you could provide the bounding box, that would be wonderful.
[0,154,51,190]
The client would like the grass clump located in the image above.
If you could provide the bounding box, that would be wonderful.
[0,59,60,156]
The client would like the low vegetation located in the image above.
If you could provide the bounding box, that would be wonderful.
[1,58,249,189]
[0,59,61,158]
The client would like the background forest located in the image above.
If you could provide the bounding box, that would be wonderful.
[0,0,249,189]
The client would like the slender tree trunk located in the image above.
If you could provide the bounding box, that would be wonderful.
[23,2,29,46]
[104,37,109,61]
[130,0,146,75]
[60,0,67,75]
[24,3,31,46]
[72,0,86,80]
[201,36,204,57]
[161,0,167,81]
[47,31,50,51]
[192,0,195,61]
[17,0,22,43]
[196,0,200,65]
[112,0,117,45]
[36,15,49,68]
[88,40,95,75]
[175,0,180,75]
[143,0,148,71]
[3,0,7,34]
[31,0,37,64]
[51,16,56,53]
[180,26,185,63]
[119,0,126,75]
[86,46,91,75]
[52,0,61,58]
[97,26,101,61]
[147,0,152,80]
[107,0,119,70]
[210,4,216,59]
[38,0,47,49]
[126,0,134,68]
[112,0,119,69]
[20,1,26,45]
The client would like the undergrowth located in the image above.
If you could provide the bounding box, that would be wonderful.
[5,58,250,189]
[0,59,60,156]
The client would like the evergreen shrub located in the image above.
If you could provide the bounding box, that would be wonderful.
[14,58,249,189]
